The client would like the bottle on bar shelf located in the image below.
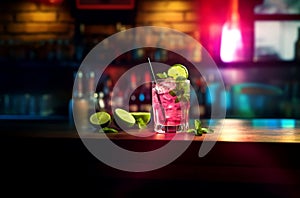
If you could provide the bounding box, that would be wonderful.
[191,76,207,118]
[127,73,139,112]
[96,73,113,114]
[138,71,152,112]
[69,70,89,130]
[111,86,124,110]
[87,71,99,116]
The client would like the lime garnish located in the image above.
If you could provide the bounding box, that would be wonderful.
[101,127,118,133]
[167,64,189,79]
[130,112,151,124]
[130,112,151,129]
[89,111,111,127]
[114,108,136,128]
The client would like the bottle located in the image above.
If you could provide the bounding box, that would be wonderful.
[87,71,98,115]
[139,71,152,112]
[103,76,113,114]
[127,73,139,112]
[71,71,89,130]
[98,91,106,111]
[111,86,124,110]
[295,27,300,62]
[198,77,207,118]
[192,77,207,118]
[132,33,145,62]
[154,32,167,62]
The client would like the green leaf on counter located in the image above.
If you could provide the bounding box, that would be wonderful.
[187,119,214,136]
[195,119,201,129]
[201,127,214,134]
[194,119,202,136]
[100,127,118,133]
[187,128,197,133]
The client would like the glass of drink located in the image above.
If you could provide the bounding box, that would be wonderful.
[152,78,190,133]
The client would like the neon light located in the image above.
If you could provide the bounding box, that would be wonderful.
[280,119,296,128]
[139,93,145,102]
[220,25,243,62]
[252,119,295,128]
[220,0,244,62]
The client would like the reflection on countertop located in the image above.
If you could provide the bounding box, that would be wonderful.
[2,118,300,143]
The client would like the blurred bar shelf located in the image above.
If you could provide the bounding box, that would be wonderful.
[0,114,68,121]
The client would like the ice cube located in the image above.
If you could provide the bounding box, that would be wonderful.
[156,78,176,94]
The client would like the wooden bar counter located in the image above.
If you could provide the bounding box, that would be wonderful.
[1,119,300,196]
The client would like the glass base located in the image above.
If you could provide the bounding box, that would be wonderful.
[154,124,189,133]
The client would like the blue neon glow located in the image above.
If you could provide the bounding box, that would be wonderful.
[139,93,145,102]
[252,119,295,128]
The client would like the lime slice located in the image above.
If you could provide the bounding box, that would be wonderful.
[89,111,111,127]
[167,64,188,79]
[101,127,118,133]
[130,112,151,124]
[130,112,151,129]
[114,108,136,128]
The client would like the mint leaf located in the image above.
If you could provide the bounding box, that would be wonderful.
[195,128,203,136]
[169,90,177,96]
[136,117,147,129]
[186,119,202,136]
[156,72,168,79]
[187,129,197,133]
[195,119,202,130]
[100,127,118,133]
[190,119,213,136]
[175,76,187,81]
[201,127,214,134]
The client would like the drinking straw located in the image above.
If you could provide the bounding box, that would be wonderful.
[148,57,157,84]
[147,58,166,122]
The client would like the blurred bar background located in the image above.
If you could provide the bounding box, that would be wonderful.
[0,0,300,122]
[1,1,300,196]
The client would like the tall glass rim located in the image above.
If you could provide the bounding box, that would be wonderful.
[153,78,190,83]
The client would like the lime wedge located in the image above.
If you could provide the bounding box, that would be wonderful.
[130,112,151,129]
[167,64,189,79]
[130,112,151,124]
[89,111,111,127]
[114,108,136,128]
[101,127,118,133]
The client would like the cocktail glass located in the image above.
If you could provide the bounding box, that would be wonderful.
[152,78,190,133]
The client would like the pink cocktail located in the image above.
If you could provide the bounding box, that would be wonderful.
[152,78,190,133]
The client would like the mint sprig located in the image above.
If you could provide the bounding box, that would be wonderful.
[155,67,190,103]
[156,72,168,79]
[187,119,214,136]
[136,117,147,129]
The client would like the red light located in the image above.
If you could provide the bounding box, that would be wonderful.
[220,24,243,62]
[48,0,63,4]
[220,0,244,62]
[37,0,63,5]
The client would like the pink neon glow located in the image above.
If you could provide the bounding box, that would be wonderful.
[220,23,244,62]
